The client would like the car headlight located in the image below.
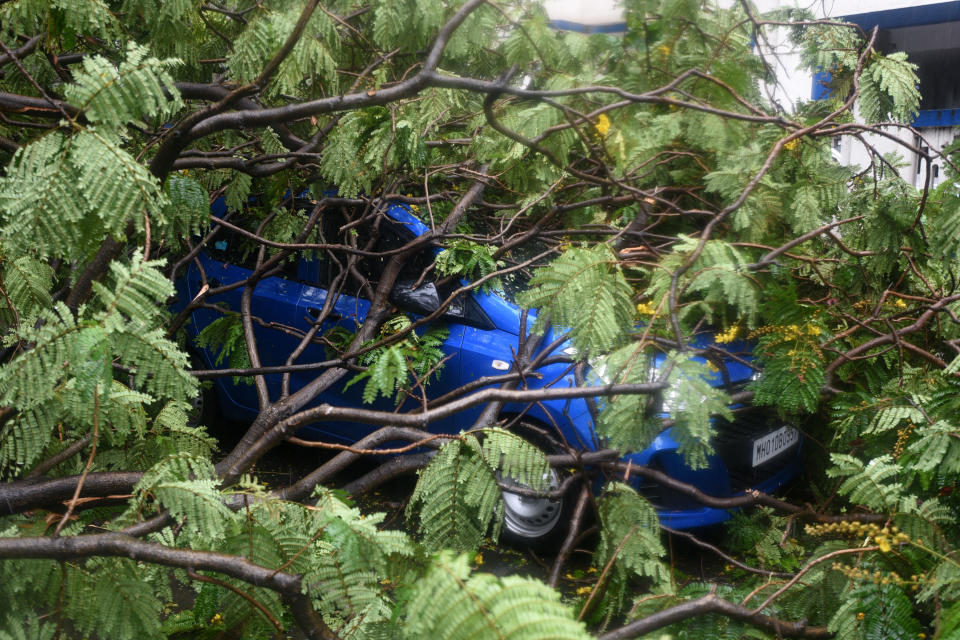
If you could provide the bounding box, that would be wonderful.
[586,354,682,416]
[589,359,609,385]
[660,378,684,414]
[648,359,708,417]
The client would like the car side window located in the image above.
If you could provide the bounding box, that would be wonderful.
[314,209,431,290]
[206,219,299,281]
[312,207,493,329]
[435,281,495,330]
[206,223,260,270]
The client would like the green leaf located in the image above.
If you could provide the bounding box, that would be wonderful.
[827,454,904,511]
[516,244,633,355]
[403,551,590,640]
[63,42,182,126]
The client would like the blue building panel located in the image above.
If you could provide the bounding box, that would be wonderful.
[811,70,833,101]
[547,19,626,34]
[842,1,960,30]
[913,108,960,127]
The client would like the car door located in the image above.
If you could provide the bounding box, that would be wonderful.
[289,210,467,441]
[183,229,311,421]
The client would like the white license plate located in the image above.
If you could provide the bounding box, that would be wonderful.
[752,426,799,467]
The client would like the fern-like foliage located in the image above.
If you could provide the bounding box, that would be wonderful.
[0,524,61,632]
[661,582,758,639]
[435,241,503,292]
[0,129,170,260]
[0,0,118,40]
[0,255,53,327]
[778,540,856,626]
[516,244,633,356]
[661,352,732,468]
[648,235,760,327]
[725,508,802,571]
[408,437,500,552]
[224,171,253,212]
[593,483,669,617]
[63,43,182,126]
[347,319,448,404]
[0,404,58,472]
[194,312,253,383]
[594,343,662,453]
[749,322,826,414]
[941,601,960,639]
[63,558,164,640]
[92,250,173,329]
[828,583,923,640]
[371,0,456,55]
[174,485,415,638]
[131,452,233,541]
[0,252,192,477]
[827,454,905,512]
[402,551,590,640]
[903,419,960,479]
[0,302,82,411]
[163,173,211,239]
[0,133,91,260]
[319,110,427,198]
[594,346,731,466]
[858,52,921,124]
[119,0,203,56]
[74,129,171,235]
[0,43,185,261]
[408,428,550,552]
[227,5,341,97]
[304,488,415,632]
[479,428,553,489]
[112,326,196,400]
[0,614,54,640]
[153,400,218,458]
[215,522,287,638]
[893,497,953,554]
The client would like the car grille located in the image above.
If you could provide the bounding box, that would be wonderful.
[713,408,800,491]
[636,457,704,510]
[637,407,800,509]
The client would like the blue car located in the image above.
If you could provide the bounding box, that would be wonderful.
[174,198,802,544]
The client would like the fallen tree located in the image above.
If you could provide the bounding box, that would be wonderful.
[1,0,958,638]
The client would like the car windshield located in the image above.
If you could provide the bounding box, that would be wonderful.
[489,239,553,306]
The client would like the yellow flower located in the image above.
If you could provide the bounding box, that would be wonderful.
[806,324,821,336]
[875,535,892,553]
[784,139,800,151]
[210,613,224,625]
[595,114,611,137]
[655,44,671,56]
[636,302,656,315]
[473,552,484,566]
[715,324,739,344]
[856,612,866,621]
[893,298,907,309]
[576,586,593,595]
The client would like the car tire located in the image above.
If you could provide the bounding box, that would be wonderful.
[497,419,582,551]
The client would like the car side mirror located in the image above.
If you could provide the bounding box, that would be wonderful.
[390,280,440,315]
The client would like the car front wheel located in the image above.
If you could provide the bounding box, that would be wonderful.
[497,421,580,550]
